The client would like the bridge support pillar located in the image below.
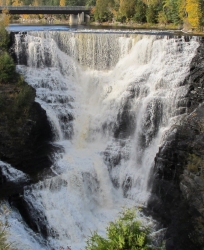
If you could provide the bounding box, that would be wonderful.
[85,14,90,23]
[69,14,78,25]
[78,12,85,24]
[69,12,90,25]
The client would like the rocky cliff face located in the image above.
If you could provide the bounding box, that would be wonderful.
[0,78,56,198]
[148,37,204,250]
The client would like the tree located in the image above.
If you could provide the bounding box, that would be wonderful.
[0,52,15,83]
[119,0,137,20]
[33,0,39,6]
[86,0,96,6]
[94,0,114,21]
[161,0,181,25]
[157,10,168,25]
[0,8,10,51]
[12,0,23,5]
[60,0,66,6]
[186,0,202,30]
[146,4,157,23]
[134,0,146,23]
[1,8,10,27]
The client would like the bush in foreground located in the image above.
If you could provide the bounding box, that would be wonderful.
[85,207,164,250]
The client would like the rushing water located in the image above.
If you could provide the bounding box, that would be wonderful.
[1,29,199,249]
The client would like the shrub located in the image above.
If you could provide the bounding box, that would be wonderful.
[0,93,6,109]
[0,204,11,250]
[0,52,15,83]
[0,27,10,51]
[14,83,34,109]
[187,163,198,173]
[187,154,204,174]
[85,207,161,250]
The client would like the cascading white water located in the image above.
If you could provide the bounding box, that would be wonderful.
[4,31,199,249]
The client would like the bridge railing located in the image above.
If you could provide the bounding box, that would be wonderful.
[0,6,92,11]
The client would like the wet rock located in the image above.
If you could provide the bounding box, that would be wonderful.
[148,39,204,250]
[0,81,57,198]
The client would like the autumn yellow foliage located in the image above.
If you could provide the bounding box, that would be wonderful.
[12,0,22,6]
[33,0,39,6]
[178,0,187,20]
[91,7,96,14]
[22,14,30,19]
[1,8,10,27]
[119,0,136,19]
[186,0,202,30]
[60,0,66,6]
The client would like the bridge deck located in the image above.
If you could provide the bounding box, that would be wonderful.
[0,6,92,15]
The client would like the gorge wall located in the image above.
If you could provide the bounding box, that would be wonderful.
[148,38,204,250]
[0,74,56,197]
[0,31,204,250]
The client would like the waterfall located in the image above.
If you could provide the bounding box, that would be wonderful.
[5,31,199,249]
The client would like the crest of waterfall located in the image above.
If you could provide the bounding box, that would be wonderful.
[7,31,199,249]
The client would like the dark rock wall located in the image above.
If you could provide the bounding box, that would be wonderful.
[148,38,204,250]
[0,81,56,198]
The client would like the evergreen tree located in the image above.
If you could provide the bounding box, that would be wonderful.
[134,0,146,22]
[119,0,137,20]
[94,0,114,21]
[146,4,157,23]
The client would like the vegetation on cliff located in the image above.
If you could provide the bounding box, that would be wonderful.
[0,204,12,250]
[85,208,165,250]
[0,10,17,250]
[148,43,204,249]
[0,9,35,138]
[0,9,53,249]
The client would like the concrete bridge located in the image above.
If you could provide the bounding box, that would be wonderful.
[0,6,92,24]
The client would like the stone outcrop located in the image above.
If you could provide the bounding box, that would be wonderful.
[148,37,204,250]
[0,80,57,198]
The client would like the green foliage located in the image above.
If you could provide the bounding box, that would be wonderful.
[119,0,137,20]
[157,11,168,25]
[85,208,158,250]
[86,0,96,7]
[0,93,6,109]
[0,27,9,51]
[187,154,204,174]
[4,0,204,30]
[162,0,181,25]
[0,204,12,250]
[14,80,34,109]
[0,52,15,83]
[146,5,157,23]
[19,0,93,5]
[94,0,114,21]
[134,0,146,23]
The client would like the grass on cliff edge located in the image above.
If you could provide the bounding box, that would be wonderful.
[0,204,12,250]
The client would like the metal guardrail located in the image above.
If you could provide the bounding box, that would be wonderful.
[0,6,92,10]
[0,6,93,14]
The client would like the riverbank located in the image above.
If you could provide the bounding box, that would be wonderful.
[11,16,204,36]
[91,21,204,36]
